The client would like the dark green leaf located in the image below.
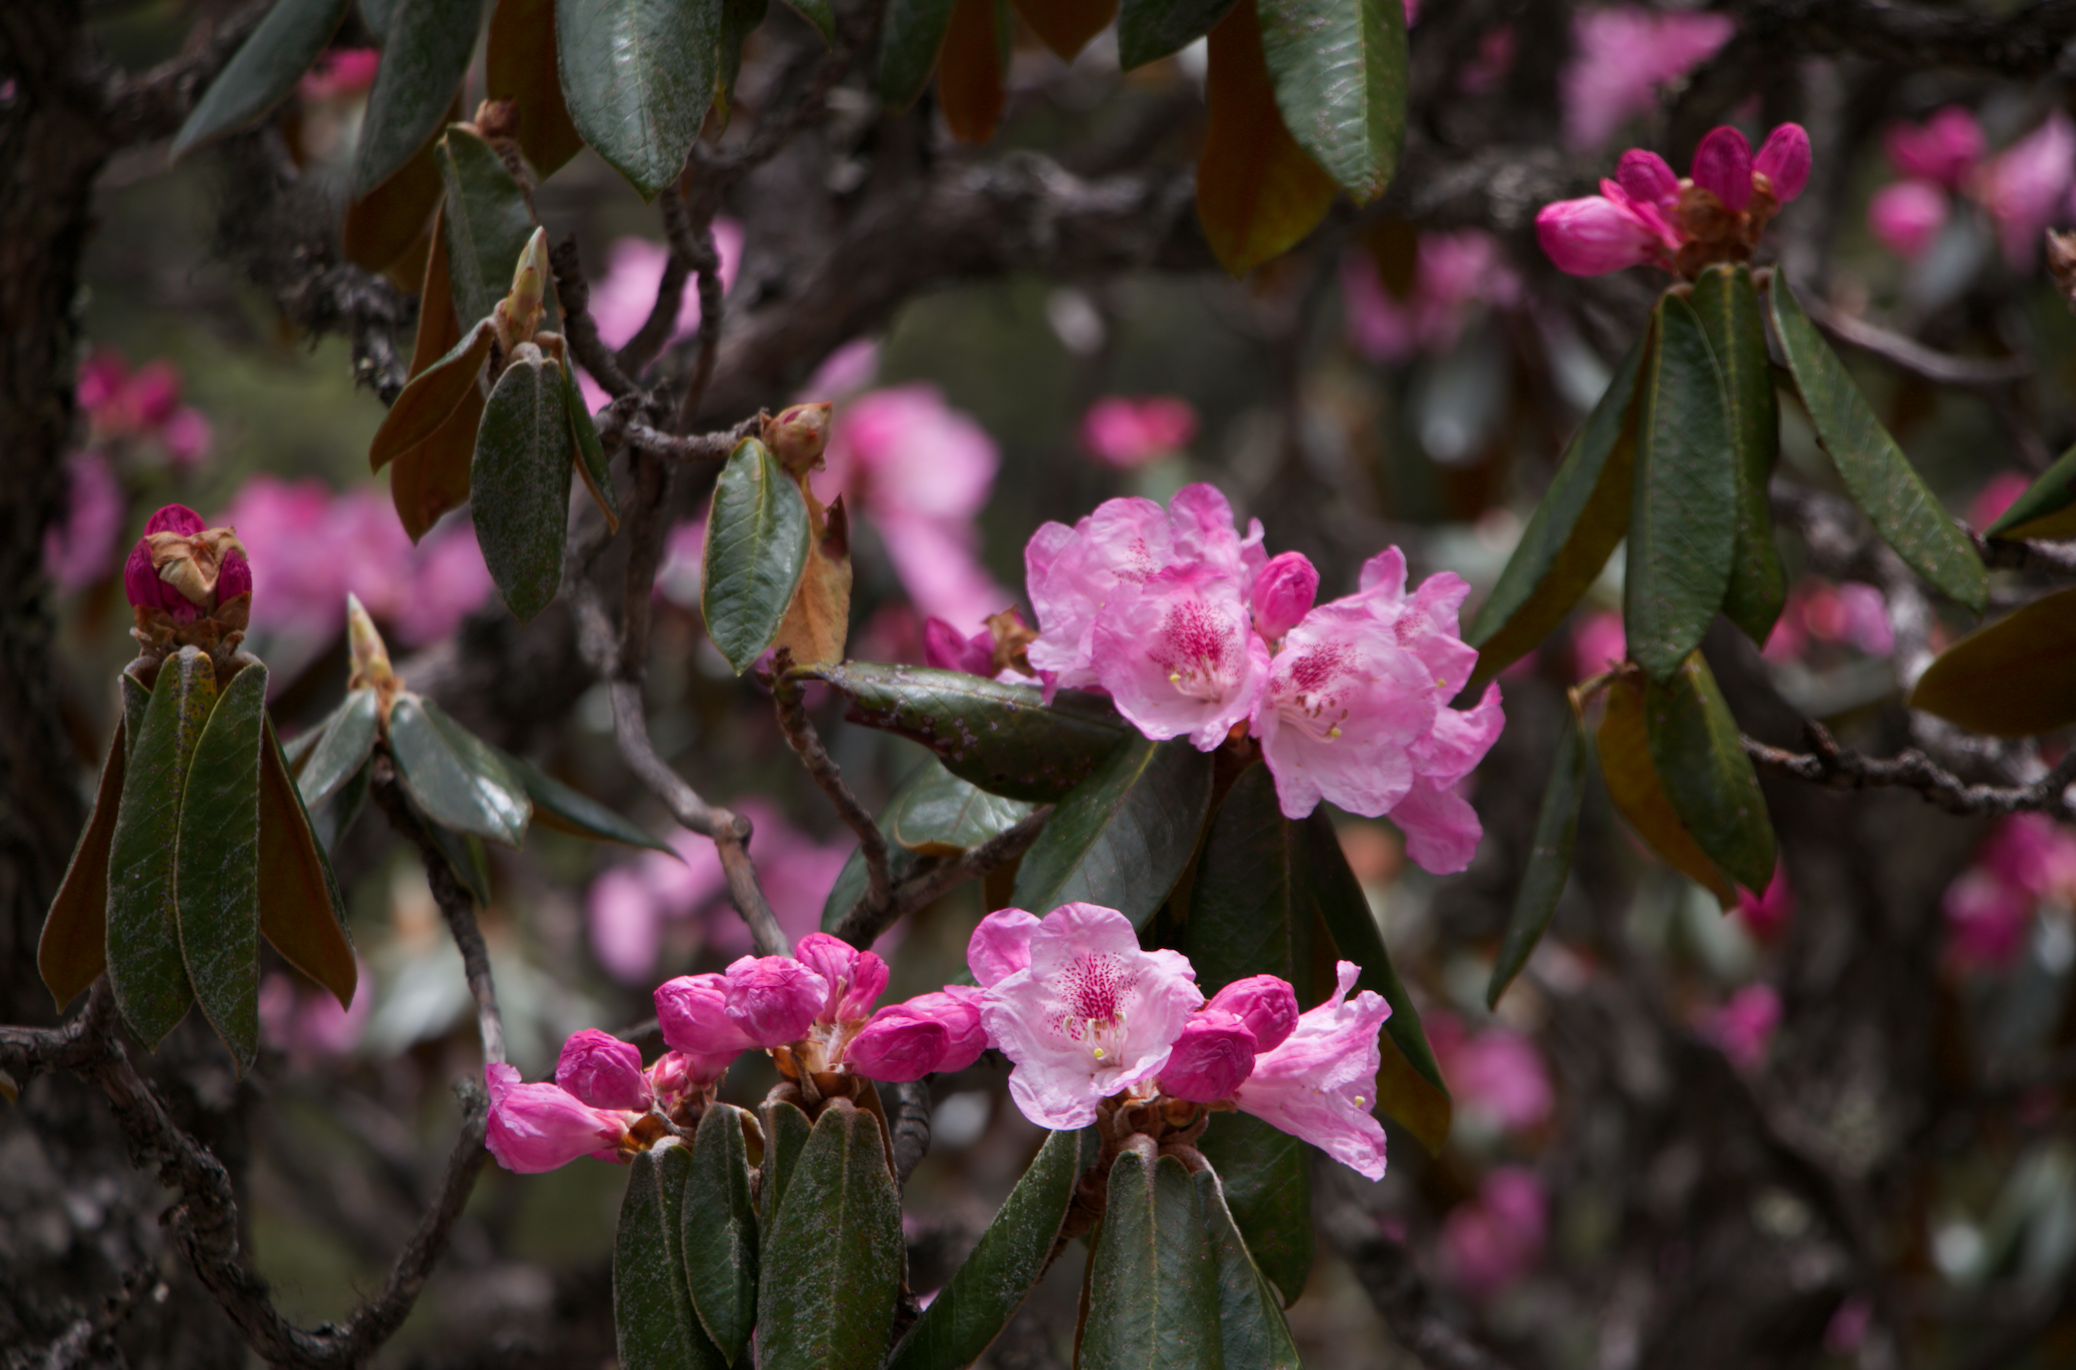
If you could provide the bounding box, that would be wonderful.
[757,1098,813,1226]
[177,661,269,1073]
[363,0,400,36]
[684,1103,759,1364]
[703,437,811,673]
[756,1101,903,1370]
[472,346,574,623]
[616,1144,729,1370]
[108,648,216,1048]
[1194,1113,1311,1309]
[173,0,354,157]
[1185,761,1315,1002]
[298,688,380,811]
[1909,584,2076,736]
[786,0,835,44]
[1079,1141,1222,1370]
[1626,291,1735,683]
[718,0,771,110]
[1466,324,1646,690]
[887,1128,1081,1370]
[39,720,125,1011]
[1692,263,1785,645]
[353,0,484,196]
[428,820,494,905]
[562,361,618,526]
[556,0,719,197]
[877,0,958,110]
[1117,0,1239,68]
[1305,810,1450,1153]
[387,694,532,845]
[257,719,360,1008]
[1598,672,1734,907]
[1195,1168,1302,1367]
[1643,652,1774,894]
[1487,706,1586,1009]
[438,125,540,333]
[1986,439,2076,540]
[1257,0,1404,204]
[1768,274,1987,612]
[122,671,151,759]
[822,757,1035,931]
[496,749,677,853]
[803,664,1131,802]
[1010,735,1213,928]
[310,757,372,852]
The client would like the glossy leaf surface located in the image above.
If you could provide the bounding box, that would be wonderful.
[297,688,380,812]
[1258,0,1405,204]
[257,719,359,1008]
[1487,705,1585,1009]
[886,1127,1080,1370]
[616,1144,728,1370]
[39,721,126,1009]
[1010,735,1213,928]
[438,126,540,332]
[557,0,719,197]
[704,438,811,673]
[1195,1112,1311,1309]
[1118,0,1239,67]
[108,648,216,1048]
[1185,762,1316,1001]
[804,664,1131,802]
[353,0,483,196]
[684,1104,759,1364]
[878,0,958,110]
[499,750,676,853]
[1625,291,1735,683]
[472,347,573,624]
[1197,1168,1303,1367]
[486,0,585,176]
[563,362,618,526]
[1598,673,1733,906]
[1466,324,1646,689]
[1196,1,1338,276]
[1908,584,2076,736]
[820,757,1035,930]
[755,1101,903,1370]
[1079,1142,1222,1370]
[1692,264,1786,644]
[1769,275,1987,612]
[388,695,532,845]
[1644,652,1774,894]
[174,0,353,157]
[177,661,268,1072]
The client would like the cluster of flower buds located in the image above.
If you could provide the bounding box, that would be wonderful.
[487,904,1393,1181]
[123,504,252,662]
[1537,123,1812,278]
[935,485,1503,873]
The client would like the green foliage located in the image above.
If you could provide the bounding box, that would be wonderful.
[1986,439,2076,539]
[472,347,575,623]
[1692,263,1786,644]
[822,758,1035,929]
[296,687,379,811]
[437,126,540,333]
[1643,652,1774,894]
[756,1098,813,1225]
[1909,585,2076,737]
[176,661,269,1072]
[877,0,960,110]
[1257,0,1406,204]
[354,0,483,196]
[1079,1142,1222,1370]
[386,696,533,845]
[1009,734,1214,927]
[1488,705,1586,1009]
[614,1144,730,1370]
[1117,0,1241,69]
[704,438,812,673]
[555,0,719,197]
[755,1102,903,1370]
[173,0,353,157]
[1195,1114,1312,1309]
[1196,1168,1303,1367]
[1185,762,1317,1000]
[683,1104,759,1364]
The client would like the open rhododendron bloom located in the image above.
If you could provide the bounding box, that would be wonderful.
[1230,962,1392,1181]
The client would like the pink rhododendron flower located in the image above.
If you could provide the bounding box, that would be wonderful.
[1887,107,1985,189]
[258,960,372,1063]
[1080,395,1198,468]
[1093,563,1270,750]
[722,955,829,1046]
[1250,549,1504,872]
[1869,179,1950,260]
[555,1029,654,1111]
[1982,813,2076,903]
[969,907,1042,987]
[299,48,380,102]
[1432,1015,1553,1133]
[1231,961,1391,1180]
[846,989,988,1081]
[1250,551,1318,643]
[1441,1167,1548,1297]
[1736,861,1795,940]
[76,349,214,469]
[1341,230,1520,363]
[484,1062,635,1174]
[1205,975,1300,1054]
[1703,983,1781,1072]
[1538,124,1809,277]
[1974,112,2074,268]
[1572,610,1626,679]
[1971,472,2033,530]
[43,450,125,594]
[924,616,996,675]
[1561,8,1735,151]
[977,902,1203,1129]
[1157,1009,1258,1103]
[795,931,891,1025]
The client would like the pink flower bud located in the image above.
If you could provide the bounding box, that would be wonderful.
[1535,195,1662,275]
[845,1010,948,1082]
[554,1028,653,1111]
[968,907,1041,988]
[124,535,193,620]
[146,504,206,537]
[1691,126,1755,210]
[1615,149,1679,211]
[1868,179,1948,259]
[795,932,890,1023]
[1206,974,1301,1054]
[923,617,995,676]
[1754,123,1812,203]
[648,1048,736,1104]
[654,973,758,1056]
[1158,1010,1258,1103]
[484,1063,629,1174]
[722,955,829,1047]
[1250,552,1318,642]
[1886,106,1984,188]
[217,546,252,603]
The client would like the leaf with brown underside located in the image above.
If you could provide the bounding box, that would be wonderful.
[1012,0,1115,60]
[343,122,447,274]
[1598,671,1734,907]
[39,720,126,1010]
[406,204,464,382]
[487,0,585,177]
[1196,0,1339,277]
[938,0,1007,145]
[772,490,852,668]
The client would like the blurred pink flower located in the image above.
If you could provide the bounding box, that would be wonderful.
[803,338,880,400]
[1973,112,2075,269]
[1561,8,1735,151]
[1432,1015,1554,1133]
[1763,579,1891,662]
[1945,869,2032,967]
[1572,610,1626,678]
[1460,26,1516,95]
[1079,395,1198,468]
[574,224,746,412]
[1441,1167,1549,1298]
[258,959,373,1064]
[1735,861,1795,940]
[1703,983,1781,1072]
[1980,813,2076,905]
[1868,179,1950,260]
[43,450,125,594]
[1886,107,1985,189]
[76,348,213,469]
[1971,471,2033,529]
[1342,230,1520,363]
[299,48,380,102]
[1825,1296,1873,1355]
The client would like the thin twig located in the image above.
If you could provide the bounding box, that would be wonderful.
[612,415,759,462]
[1972,528,2076,578]
[891,1080,932,1189]
[668,213,726,431]
[549,234,641,402]
[1803,295,2032,389]
[615,186,695,377]
[772,662,892,917]
[1744,719,2076,820]
[831,806,1052,949]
